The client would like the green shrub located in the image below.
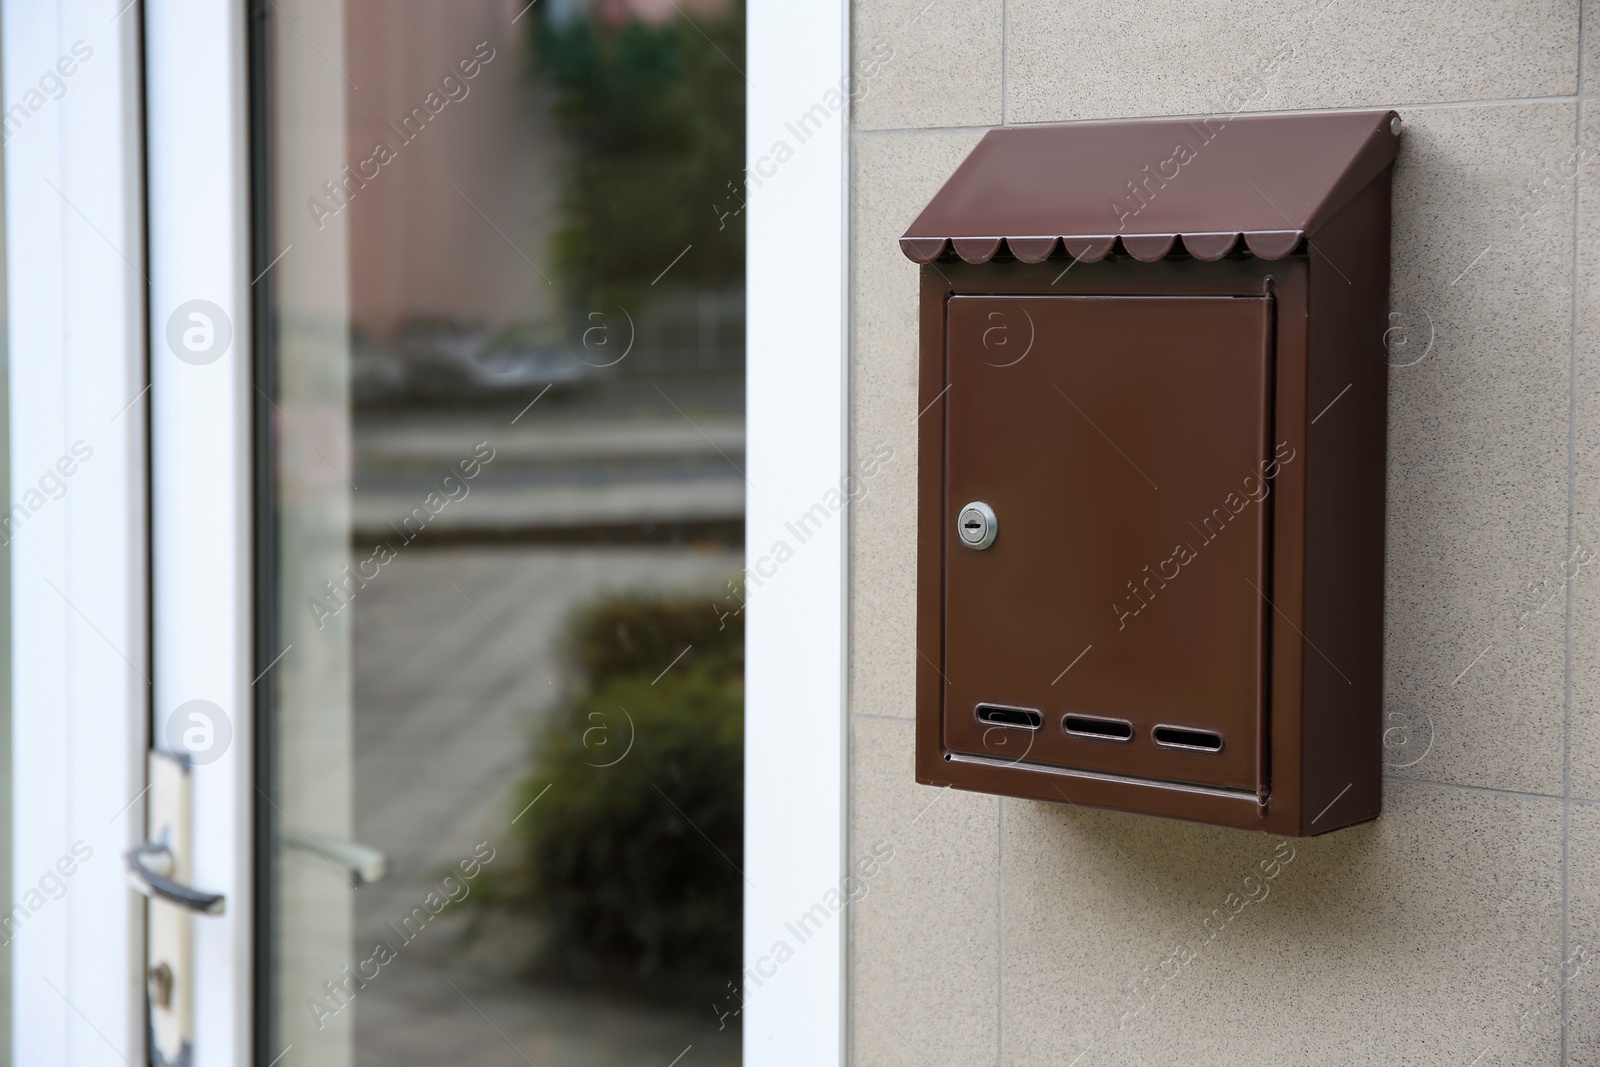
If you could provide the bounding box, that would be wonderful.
[525,2,746,310]
[492,589,743,1005]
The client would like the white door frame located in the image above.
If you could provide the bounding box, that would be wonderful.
[6,0,853,1062]
[3,1,150,1064]
[744,2,851,1065]
[144,0,256,1063]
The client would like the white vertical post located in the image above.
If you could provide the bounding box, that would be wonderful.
[4,1,149,1063]
[145,0,254,1063]
[744,0,850,1063]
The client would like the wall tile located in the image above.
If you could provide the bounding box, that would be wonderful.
[1565,804,1600,1061]
[1001,782,1562,1066]
[849,716,999,1066]
[1005,0,1578,125]
[852,0,1002,130]
[1568,101,1600,800]
[1586,0,1599,96]
[1382,103,1573,795]
[850,129,984,720]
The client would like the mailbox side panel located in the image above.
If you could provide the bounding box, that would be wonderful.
[1296,172,1394,834]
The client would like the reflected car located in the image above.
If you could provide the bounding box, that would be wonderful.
[352,324,596,406]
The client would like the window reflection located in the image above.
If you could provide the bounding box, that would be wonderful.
[262,1,745,1063]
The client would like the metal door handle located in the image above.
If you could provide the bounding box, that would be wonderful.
[281,833,388,885]
[125,841,226,916]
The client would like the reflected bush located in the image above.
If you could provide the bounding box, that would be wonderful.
[487,589,743,1005]
[525,0,745,310]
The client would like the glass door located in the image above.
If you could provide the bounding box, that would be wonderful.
[118,0,843,1062]
[253,2,746,1064]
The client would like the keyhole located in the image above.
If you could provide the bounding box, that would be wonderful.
[957,501,997,549]
[149,961,174,1010]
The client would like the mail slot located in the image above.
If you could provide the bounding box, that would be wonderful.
[906,111,1398,835]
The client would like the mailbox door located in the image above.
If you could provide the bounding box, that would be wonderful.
[942,294,1273,793]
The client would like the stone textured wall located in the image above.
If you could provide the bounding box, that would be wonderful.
[845,3,1597,1063]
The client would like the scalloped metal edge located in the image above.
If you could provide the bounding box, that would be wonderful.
[897,230,1306,264]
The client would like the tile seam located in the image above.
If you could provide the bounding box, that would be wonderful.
[1000,0,1008,126]
[1561,7,1587,1055]
[997,797,1005,1067]
[1386,775,1565,804]
[850,94,1587,139]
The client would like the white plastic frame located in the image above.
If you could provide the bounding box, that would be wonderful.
[8,0,255,1062]
[144,0,256,1064]
[4,1,150,1063]
[744,3,850,1065]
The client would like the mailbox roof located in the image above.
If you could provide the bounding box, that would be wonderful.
[899,110,1399,264]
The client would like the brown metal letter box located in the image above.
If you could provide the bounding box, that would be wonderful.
[904,111,1398,835]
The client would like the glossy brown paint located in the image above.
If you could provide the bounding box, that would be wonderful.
[907,112,1395,836]
[899,110,1400,266]
[943,295,1272,791]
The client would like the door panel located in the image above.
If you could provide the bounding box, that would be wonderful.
[942,295,1272,792]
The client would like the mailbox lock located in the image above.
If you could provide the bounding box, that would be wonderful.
[957,501,997,549]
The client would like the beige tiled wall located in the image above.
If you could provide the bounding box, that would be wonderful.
[846,2,1594,1063]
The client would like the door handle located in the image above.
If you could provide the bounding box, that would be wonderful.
[139,749,213,1063]
[125,840,226,916]
[281,833,388,885]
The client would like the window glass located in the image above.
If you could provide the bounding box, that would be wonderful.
[256,3,746,1062]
